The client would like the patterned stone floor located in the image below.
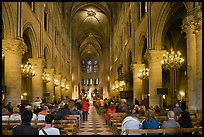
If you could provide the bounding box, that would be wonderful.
[76,105,114,135]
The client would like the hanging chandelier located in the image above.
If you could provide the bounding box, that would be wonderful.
[54,79,60,87]
[65,83,69,90]
[61,81,65,89]
[42,72,50,83]
[161,49,184,70]
[2,52,4,59]
[138,68,149,80]
[21,62,35,77]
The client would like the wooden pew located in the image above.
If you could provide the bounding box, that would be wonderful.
[125,127,201,135]
[2,130,13,135]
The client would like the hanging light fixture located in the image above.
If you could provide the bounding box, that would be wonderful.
[42,72,50,83]
[61,81,65,89]
[65,82,69,90]
[161,49,185,70]
[54,79,60,87]
[119,80,126,87]
[138,68,149,80]
[21,62,35,77]
[2,52,4,59]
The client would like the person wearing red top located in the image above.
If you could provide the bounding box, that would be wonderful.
[38,106,50,120]
[81,98,90,121]
[105,103,116,125]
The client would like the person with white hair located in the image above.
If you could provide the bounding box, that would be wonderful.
[161,111,180,135]
[9,107,21,121]
[121,116,142,135]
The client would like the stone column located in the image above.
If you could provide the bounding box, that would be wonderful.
[45,68,55,103]
[182,14,197,113]
[54,74,61,102]
[29,58,45,101]
[65,81,69,99]
[2,39,27,106]
[194,10,202,118]
[132,3,140,63]
[131,64,145,104]
[146,50,166,108]
[61,78,66,100]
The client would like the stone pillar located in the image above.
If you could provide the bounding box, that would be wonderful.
[29,58,45,101]
[194,10,202,118]
[65,81,69,99]
[146,50,166,108]
[61,78,66,100]
[54,74,61,102]
[132,3,140,63]
[182,14,197,113]
[131,64,145,104]
[45,68,55,103]
[2,39,27,106]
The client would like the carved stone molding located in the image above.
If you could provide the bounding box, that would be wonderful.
[144,50,166,63]
[194,12,202,33]
[181,15,195,34]
[2,39,27,56]
[29,58,46,69]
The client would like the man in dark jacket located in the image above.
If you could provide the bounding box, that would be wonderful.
[51,106,64,120]
[13,109,39,135]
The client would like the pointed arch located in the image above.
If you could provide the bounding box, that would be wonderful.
[22,23,39,58]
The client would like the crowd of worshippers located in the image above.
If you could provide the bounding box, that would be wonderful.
[94,97,187,117]
[94,97,196,135]
[2,97,86,122]
[2,98,90,135]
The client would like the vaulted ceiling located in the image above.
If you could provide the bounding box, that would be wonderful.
[65,2,120,60]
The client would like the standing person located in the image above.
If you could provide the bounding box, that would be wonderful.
[39,114,60,135]
[105,103,116,125]
[135,98,140,106]
[81,98,90,122]
[34,97,42,109]
[6,101,13,112]
[173,103,182,116]
[13,110,39,135]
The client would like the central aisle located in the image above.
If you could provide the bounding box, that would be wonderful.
[76,105,115,135]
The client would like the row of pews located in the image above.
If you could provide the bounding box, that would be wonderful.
[1,114,81,135]
[105,112,202,135]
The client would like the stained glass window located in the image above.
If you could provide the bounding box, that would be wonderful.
[81,60,86,72]
[87,60,92,73]
[94,60,98,73]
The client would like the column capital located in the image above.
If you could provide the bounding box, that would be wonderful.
[45,68,55,75]
[181,14,195,34]
[131,63,145,71]
[194,11,202,33]
[2,39,27,56]
[54,74,61,80]
[144,50,166,63]
[29,58,46,68]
